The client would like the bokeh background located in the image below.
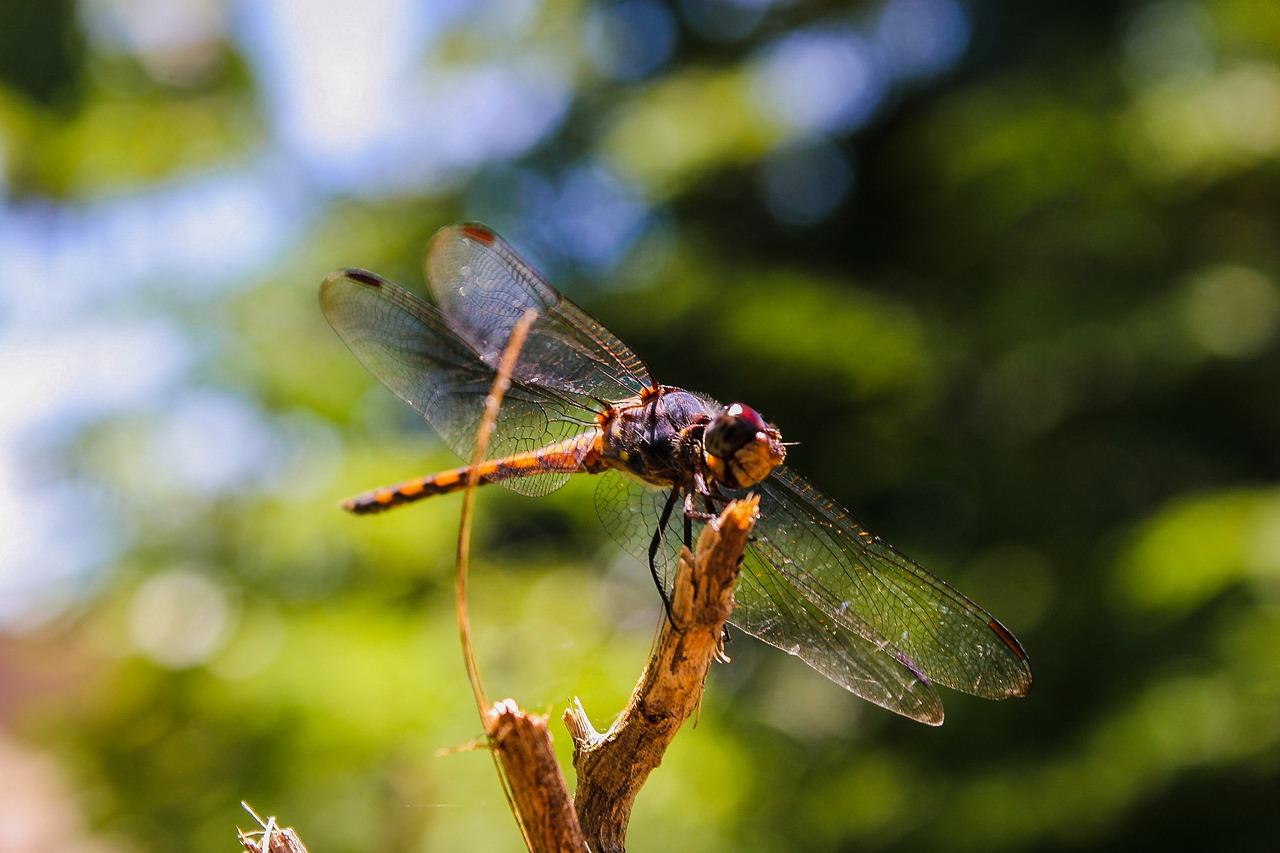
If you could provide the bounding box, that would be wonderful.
[3,0,1279,850]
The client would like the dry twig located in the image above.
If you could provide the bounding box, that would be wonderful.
[237,802,309,853]
[565,497,759,853]
[454,309,587,851]
[485,700,587,852]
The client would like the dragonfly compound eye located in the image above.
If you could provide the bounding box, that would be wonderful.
[706,403,768,458]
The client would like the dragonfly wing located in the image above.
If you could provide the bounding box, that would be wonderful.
[425,224,655,400]
[750,467,1034,700]
[595,471,683,585]
[320,268,595,496]
[733,544,946,724]
[595,471,946,724]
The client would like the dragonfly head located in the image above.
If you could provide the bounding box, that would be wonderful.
[704,402,786,489]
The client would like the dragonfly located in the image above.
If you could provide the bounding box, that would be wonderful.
[320,223,1032,724]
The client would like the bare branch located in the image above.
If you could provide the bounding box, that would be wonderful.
[486,700,588,852]
[565,497,759,853]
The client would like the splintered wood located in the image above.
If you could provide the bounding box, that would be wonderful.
[565,497,759,853]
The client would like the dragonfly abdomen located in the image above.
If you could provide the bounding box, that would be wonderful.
[341,432,602,514]
[343,464,504,513]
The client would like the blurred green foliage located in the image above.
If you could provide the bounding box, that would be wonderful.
[4,0,1280,851]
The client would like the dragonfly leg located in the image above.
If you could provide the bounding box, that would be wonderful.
[649,486,681,629]
[680,476,717,522]
[717,622,733,658]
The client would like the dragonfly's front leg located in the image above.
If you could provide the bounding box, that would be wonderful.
[682,472,719,522]
[649,486,681,627]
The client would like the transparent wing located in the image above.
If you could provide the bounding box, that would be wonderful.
[425,223,655,400]
[733,538,945,724]
[594,471,947,724]
[320,268,598,496]
[748,468,1033,700]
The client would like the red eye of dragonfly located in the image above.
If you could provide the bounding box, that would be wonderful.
[320,222,1032,725]
[705,403,768,458]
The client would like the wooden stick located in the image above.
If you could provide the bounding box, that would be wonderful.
[564,497,759,853]
[485,700,587,852]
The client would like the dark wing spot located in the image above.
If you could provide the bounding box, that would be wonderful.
[345,269,384,288]
[457,223,497,245]
[987,618,1028,660]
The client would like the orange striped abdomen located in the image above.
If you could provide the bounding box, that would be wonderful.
[342,432,601,514]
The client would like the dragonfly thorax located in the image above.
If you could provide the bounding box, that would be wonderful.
[595,389,717,488]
